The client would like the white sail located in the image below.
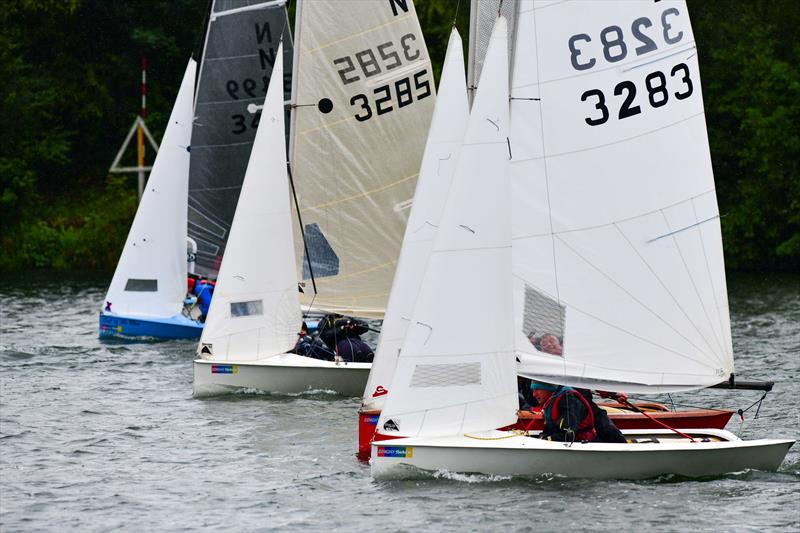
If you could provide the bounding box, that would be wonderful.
[103,59,196,318]
[197,44,300,361]
[376,17,516,439]
[362,29,469,411]
[511,0,733,392]
[289,0,436,318]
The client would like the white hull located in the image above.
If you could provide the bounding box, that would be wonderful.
[371,429,794,480]
[193,354,370,397]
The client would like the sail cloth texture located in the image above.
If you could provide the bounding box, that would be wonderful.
[377,17,516,439]
[510,0,733,392]
[103,59,196,318]
[467,0,518,104]
[363,29,470,411]
[189,0,293,278]
[290,0,436,318]
[198,43,300,362]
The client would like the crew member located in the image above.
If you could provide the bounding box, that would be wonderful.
[530,381,597,442]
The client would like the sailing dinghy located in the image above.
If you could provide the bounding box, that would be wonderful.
[193,0,436,396]
[100,59,202,339]
[358,2,735,460]
[372,8,793,479]
[193,43,362,395]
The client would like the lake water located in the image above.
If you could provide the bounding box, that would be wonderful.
[1,273,798,532]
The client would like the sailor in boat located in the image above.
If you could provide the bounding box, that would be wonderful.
[531,381,598,442]
[289,321,336,360]
[524,379,628,443]
[186,274,215,322]
[318,314,375,363]
[291,321,314,355]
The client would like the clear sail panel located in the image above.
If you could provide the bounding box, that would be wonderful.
[290,0,436,318]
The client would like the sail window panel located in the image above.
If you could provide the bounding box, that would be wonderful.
[124,279,158,292]
[230,300,264,317]
[410,362,481,388]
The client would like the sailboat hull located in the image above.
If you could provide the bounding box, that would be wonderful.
[357,407,734,460]
[193,355,370,397]
[371,430,794,480]
[98,312,203,339]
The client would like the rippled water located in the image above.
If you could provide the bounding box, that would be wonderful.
[1,273,798,532]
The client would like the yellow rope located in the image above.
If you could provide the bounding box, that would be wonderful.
[464,430,529,441]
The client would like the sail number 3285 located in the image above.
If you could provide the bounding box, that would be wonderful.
[333,33,431,122]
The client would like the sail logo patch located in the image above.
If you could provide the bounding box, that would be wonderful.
[377,446,413,458]
[383,419,399,432]
[211,364,238,375]
[372,385,388,397]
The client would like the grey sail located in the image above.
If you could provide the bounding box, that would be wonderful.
[189,0,293,277]
[467,0,518,104]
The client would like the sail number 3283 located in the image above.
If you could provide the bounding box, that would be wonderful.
[568,8,683,71]
[581,63,693,126]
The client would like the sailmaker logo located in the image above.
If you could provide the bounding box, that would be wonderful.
[377,446,413,458]
[211,364,238,375]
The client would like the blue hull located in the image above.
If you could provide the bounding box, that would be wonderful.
[99,313,203,340]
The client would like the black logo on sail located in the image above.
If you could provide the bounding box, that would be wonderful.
[383,419,399,432]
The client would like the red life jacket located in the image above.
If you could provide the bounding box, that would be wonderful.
[543,388,597,442]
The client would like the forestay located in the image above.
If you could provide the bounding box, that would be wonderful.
[289,0,436,318]
[197,44,300,361]
[189,0,293,277]
[103,59,196,318]
[467,0,519,104]
[377,17,516,438]
[511,0,733,392]
[363,29,469,411]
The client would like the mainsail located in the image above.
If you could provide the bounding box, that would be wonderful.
[289,0,436,318]
[363,29,469,411]
[511,0,733,392]
[103,59,196,318]
[189,0,293,277]
[198,43,300,361]
[377,17,515,438]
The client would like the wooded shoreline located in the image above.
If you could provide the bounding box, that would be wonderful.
[1,0,797,272]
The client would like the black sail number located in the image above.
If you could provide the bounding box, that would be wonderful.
[569,34,595,71]
[350,94,373,122]
[615,81,641,118]
[581,89,609,126]
[671,63,693,100]
[661,8,684,44]
[230,110,261,134]
[631,17,657,55]
[375,85,392,115]
[581,64,695,126]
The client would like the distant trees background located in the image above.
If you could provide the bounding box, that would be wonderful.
[1,0,797,272]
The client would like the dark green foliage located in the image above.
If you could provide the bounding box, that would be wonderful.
[690,0,800,271]
[0,0,797,272]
